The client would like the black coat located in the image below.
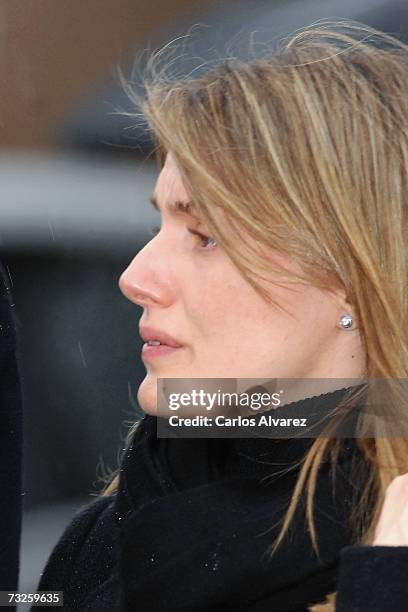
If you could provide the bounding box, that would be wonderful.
[34,396,408,611]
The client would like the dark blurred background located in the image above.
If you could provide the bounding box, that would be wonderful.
[1,0,407,600]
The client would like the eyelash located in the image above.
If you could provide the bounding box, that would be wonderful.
[149,225,217,250]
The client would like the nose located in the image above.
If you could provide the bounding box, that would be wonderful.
[118,241,173,308]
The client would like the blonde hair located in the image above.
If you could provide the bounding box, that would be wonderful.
[104,20,408,610]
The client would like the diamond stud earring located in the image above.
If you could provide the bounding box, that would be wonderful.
[339,314,353,329]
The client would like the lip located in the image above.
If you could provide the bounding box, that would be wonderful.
[139,325,184,361]
[141,343,183,361]
[139,326,183,348]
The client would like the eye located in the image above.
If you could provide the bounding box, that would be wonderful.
[187,228,217,250]
[149,224,217,251]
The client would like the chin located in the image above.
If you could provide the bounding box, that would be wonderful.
[137,375,158,415]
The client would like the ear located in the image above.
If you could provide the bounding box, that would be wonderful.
[329,282,358,327]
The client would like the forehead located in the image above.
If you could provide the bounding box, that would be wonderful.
[151,153,198,218]
[154,153,189,204]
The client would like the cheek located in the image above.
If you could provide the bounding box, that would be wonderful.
[192,284,235,336]
[275,285,339,357]
[182,267,246,348]
[295,285,337,325]
[183,253,336,349]
[186,269,267,345]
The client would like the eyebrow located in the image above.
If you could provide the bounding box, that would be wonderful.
[150,195,197,217]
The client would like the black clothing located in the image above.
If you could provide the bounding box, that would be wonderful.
[336,544,408,611]
[35,388,392,612]
[0,264,23,595]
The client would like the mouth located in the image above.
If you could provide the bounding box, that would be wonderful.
[139,326,184,361]
[141,343,184,361]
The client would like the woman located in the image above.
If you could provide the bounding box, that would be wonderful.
[31,20,408,611]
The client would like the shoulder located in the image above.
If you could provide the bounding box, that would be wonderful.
[56,495,114,545]
[38,495,116,593]
[336,544,408,611]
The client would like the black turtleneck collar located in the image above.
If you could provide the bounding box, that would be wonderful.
[116,385,363,519]
[115,385,369,612]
